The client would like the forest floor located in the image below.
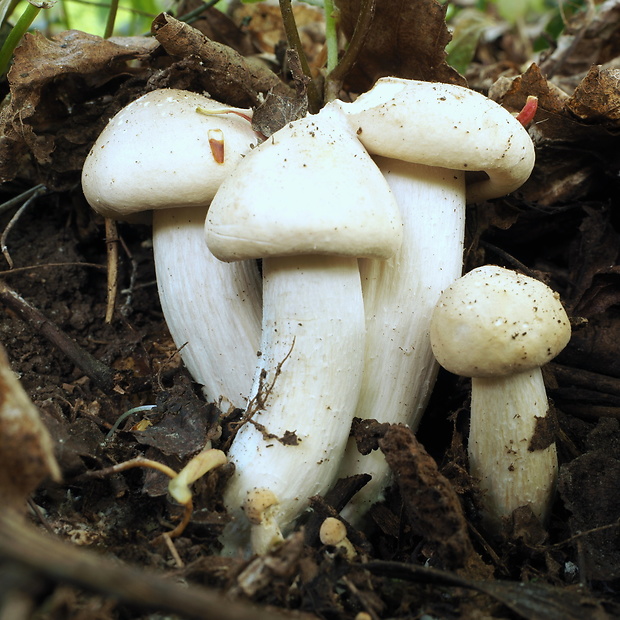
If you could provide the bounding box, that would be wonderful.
[1,2,620,619]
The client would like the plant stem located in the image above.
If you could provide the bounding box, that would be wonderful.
[0,1,42,77]
[324,0,339,74]
[325,0,376,102]
[177,0,220,25]
[103,0,118,38]
[278,0,322,112]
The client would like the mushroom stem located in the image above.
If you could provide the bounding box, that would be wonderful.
[243,488,284,555]
[153,207,261,412]
[470,368,558,529]
[319,517,357,559]
[222,255,365,551]
[339,159,465,522]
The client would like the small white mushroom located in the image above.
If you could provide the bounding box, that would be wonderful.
[319,517,356,559]
[243,488,284,555]
[206,104,402,552]
[81,89,261,412]
[325,78,536,522]
[430,265,571,532]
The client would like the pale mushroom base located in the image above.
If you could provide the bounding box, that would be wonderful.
[221,255,366,553]
[469,368,558,532]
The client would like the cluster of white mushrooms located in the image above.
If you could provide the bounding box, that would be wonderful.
[82,77,570,554]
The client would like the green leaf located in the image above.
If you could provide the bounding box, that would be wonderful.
[446,8,495,75]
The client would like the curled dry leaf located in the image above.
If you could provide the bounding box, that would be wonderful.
[379,424,475,569]
[0,30,158,187]
[132,382,220,460]
[151,13,293,107]
[491,63,620,206]
[564,206,620,316]
[567,66,620,126]
[0,16,292,188]
[0,344,60,510]
[336,0,466,93]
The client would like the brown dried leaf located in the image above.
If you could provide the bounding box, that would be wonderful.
[230,1,324,58]
[491,64,620,206]
[490,63,568,114]
[336,0,466,92]
[567,66,620,127]
[379,424,474,569]
[558,313,620,379]
[152,13,293,107]
[0,30,158,186]
[251,50,309,137]
[575,272,620,317]
[8,30,157,88]
[40,414,106,477]
[132,396,217,459]
[0,345,60,510]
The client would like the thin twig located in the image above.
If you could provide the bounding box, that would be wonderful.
[0,184,46,217]
[2,202,30,269]
[104,218,119,323]
[177,0,220,25]
[103,0,119,38]
[478,240,538,278]
[118,235,139,317]
[161,532,185,567]
[224,338,295,451]
[0,262,106,276]
[0,185,47,268]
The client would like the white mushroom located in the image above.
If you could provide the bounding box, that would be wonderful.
[319,517,356,559]
[243,488,284,555]
[81,89,261,412]
[430,265,571,532]
[206,104,402,553]
[325,78,535,522]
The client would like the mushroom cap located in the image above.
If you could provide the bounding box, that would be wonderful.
[330,77,535,203]
[319,517,348,546]
[430,266,571,378]
[243,488,280,525]
[81,89,257,219]
[206,106,403,262]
